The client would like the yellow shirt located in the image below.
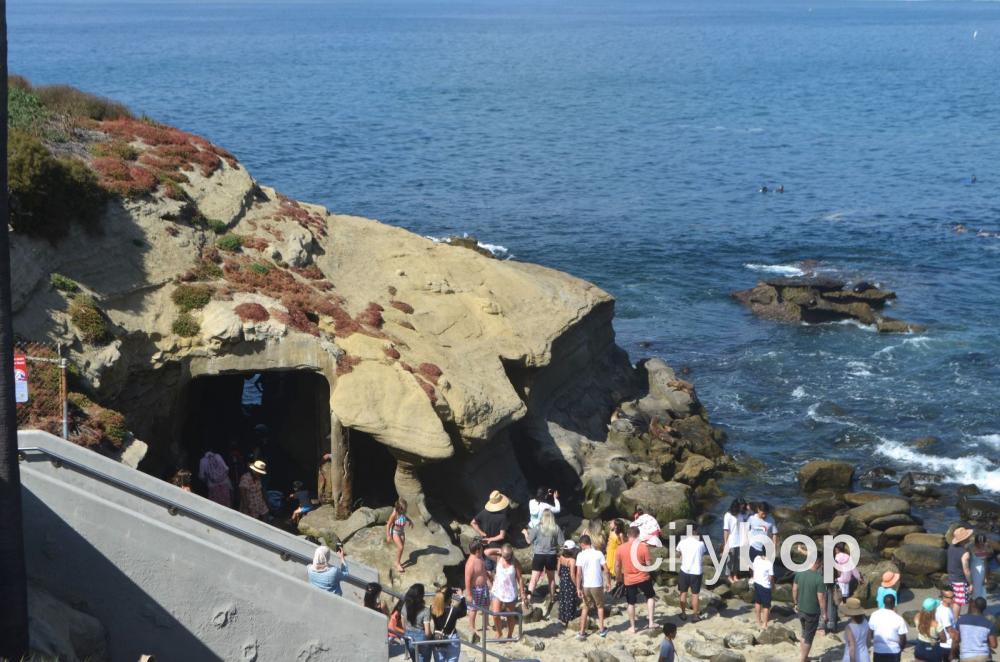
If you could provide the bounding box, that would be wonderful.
[606,534,622,577]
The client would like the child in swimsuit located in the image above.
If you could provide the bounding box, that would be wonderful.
[385,498,412,573]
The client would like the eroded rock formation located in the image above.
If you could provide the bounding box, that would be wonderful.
[733,276,925,332]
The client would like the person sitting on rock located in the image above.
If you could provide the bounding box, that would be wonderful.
[288,480,313,524]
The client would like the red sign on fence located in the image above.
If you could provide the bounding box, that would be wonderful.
[14,353,28,403]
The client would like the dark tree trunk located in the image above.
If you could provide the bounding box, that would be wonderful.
[0,1,31,656]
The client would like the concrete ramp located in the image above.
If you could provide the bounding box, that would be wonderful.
[18,430,387,662]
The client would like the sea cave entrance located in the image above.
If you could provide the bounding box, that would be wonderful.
[178,370,331,499]
[345,428,398,510]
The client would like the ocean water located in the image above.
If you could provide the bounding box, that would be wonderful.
[10,0,1000,520]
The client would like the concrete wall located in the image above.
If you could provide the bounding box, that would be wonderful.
[18,431,386,662]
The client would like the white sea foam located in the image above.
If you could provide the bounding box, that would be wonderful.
[969,433,1000,448]
[806,403,848,425]
[792,386,807,399]
[834,319,877,332]
[744,263,805,277]
[846,361,873,377]
[425,234,511,259]
[874,439,1000,493]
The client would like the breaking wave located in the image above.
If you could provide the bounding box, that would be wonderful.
[874,438,1000,493]
[744,263,805,277]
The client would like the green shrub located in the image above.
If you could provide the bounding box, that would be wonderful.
[69,295,111,345]
[8,130,107,242]
[217,233,242,252]
[205,219,227,234]
[8,87,47,133]
[34,84,132,121]
[171,284,212,312]
[249,262,270,275]
[172,312,200,337]
[95,409,128,448]
[90,140,139,161]
[50,273,80,293]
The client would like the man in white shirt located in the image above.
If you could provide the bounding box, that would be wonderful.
[936,589,959,659]
[676,524,707,622]
[722,498,749,581]
[746,501,778,562]
[867,594,908,662]
[751,549,774,629]
[575,535,610,640]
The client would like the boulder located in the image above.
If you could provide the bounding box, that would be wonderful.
[798,459,854,493]
[754,624,797,645]
[869,514,917,531]
[899,472,943,499]
[828,514,869,539]
[858,468,897,489]
[723,631,755,650]
[903,533,946,549]
[843,491,886,506]
[616,481,692,524]
[893,544,947,576]
[711,652,746,662]
[800,491,846,522]
[684,639,727,660]
[580,467,627,519]
[958,497,1000,530]
[298,505,392,545]
[848,497,911,524]
[883,525,926,539]
[675,454,716,484]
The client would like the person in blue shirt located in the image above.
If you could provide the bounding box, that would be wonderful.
[307,544,349,596]
[876,570,899,610]
[658,622,677,662]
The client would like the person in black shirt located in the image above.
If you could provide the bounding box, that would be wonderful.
[429,585,467,661]
[471,490,510,572]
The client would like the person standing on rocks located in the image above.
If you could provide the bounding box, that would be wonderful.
[793,556,828,662]
[522,509,563,609]
[557,541,580,627]
[948,527,974,621]
[527,487,560,529]
[239,460,269,520]
[606,519,627,583]
[751,544,774,630]
[490,544,523,641]
[969,534,991,602]
[471,490,510,573]
[198,446,232,508]
[676,523,707,623]
[936,589,959,662]
[840,598,871,662]
[658,622,677,662]
[747,501,779,562]
[877,570,900,610]
[956,596,997,662]
[386,498,413,574]
[722,498,749,582]
[868,594,908,662]
[463,539,491,641]
[615,525,657,634]
[575,535,610,640]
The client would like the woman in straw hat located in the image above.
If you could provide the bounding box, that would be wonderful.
[914,597,946,661]
[947,527,974,620]
[839,597,871,662]
[239,460,269,520]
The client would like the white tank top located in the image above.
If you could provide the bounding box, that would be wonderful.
[492,560,518,603]
[842,620,870,662]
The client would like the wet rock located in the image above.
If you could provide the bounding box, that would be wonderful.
[858,468,897,490]
[957,484,982,497]
[877,317,927,333]
[907,436,940,450]
[869,514,917,531]
[883,525,925,539]
[899,472,943,499]
[958,496,1000,530]
[798,459,855,493]
[843,491,887,506]
[828,514,868,538]
[800,490,846,522]
[616,481,692,524]
[894,544,947,576]
[847,497,911,524]
[675,454,716,484]
[754,624,797,645]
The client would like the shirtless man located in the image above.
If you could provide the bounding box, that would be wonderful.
[465,538,492,641]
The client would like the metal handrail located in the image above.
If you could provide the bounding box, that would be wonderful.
[19,444,532,662]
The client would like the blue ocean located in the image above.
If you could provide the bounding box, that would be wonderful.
[10,0,1000,523]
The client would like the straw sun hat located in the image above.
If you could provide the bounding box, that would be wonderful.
[951,527,974,545]
[840,597,870,617]
[881,571,900,588]
[248,460,268,475]
[484,490,510,512]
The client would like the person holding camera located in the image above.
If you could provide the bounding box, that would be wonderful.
[307,544,349,596]
[528,487,561,530]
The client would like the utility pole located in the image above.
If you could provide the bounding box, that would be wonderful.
[0,0,31,656]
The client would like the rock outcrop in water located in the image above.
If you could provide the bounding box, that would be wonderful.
[732,276,925,333]
[10,81,728,588]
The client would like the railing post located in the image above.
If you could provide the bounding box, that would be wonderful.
[58,344,67,440]
[481,605,488,662]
